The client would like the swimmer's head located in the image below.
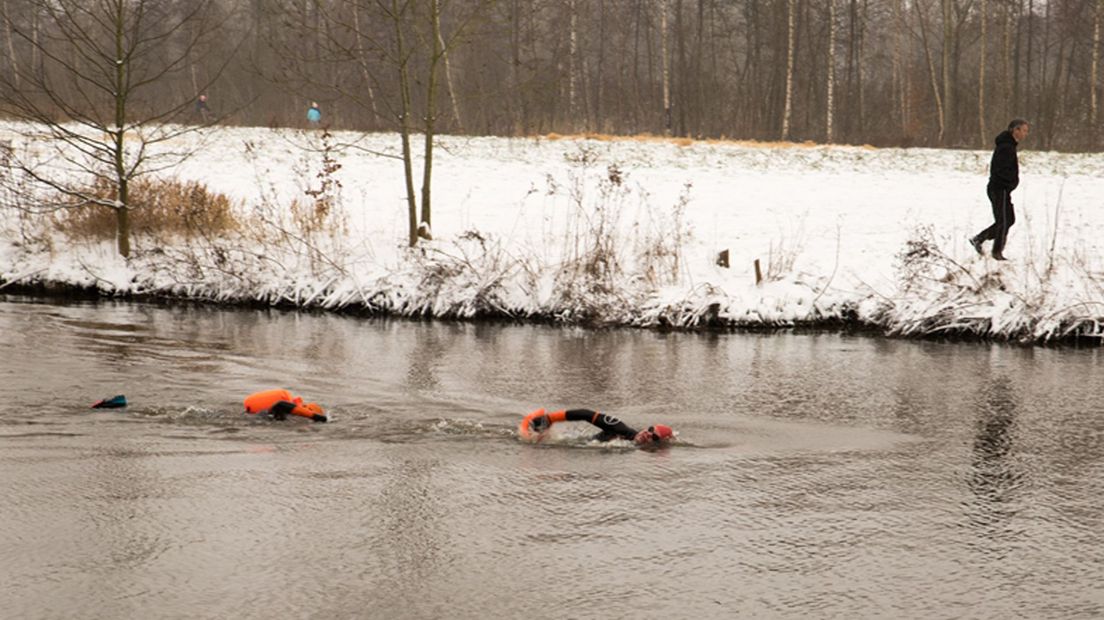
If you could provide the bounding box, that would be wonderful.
[634,424,675,446]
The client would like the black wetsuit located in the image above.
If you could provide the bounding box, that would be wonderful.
[267,400,298,420]
[563,409,638,442]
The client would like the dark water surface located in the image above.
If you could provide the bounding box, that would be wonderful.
[1,296,1102,619]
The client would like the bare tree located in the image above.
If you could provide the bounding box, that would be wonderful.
[0,0,240,257]
[827,0,836,143]
[420,0,444,238]
[892,0,909,137]
[978,0,986,147]
[660,0,671,135]
[781,0,795,140]
[941,0,954,144]
[1092,0,1102,142]
[1,0,18,88]
[916,0,946,143]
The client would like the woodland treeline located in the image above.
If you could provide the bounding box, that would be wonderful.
[1,0,1101,150]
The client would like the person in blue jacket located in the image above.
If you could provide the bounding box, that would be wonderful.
[307,101,322,125]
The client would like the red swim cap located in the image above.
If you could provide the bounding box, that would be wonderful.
[651,424,674,440]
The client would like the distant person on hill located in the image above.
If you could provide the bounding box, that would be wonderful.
[970,119,1029,261]
[307,101,322,125]
[195,94,210,123]
[520,408,675,446]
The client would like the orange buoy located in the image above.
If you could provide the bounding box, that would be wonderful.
[244,389,296,414]
[244,389,327,422]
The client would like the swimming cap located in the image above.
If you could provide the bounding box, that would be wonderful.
[650,424,674,440]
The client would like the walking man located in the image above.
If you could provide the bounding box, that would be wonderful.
[970,119,1029,261]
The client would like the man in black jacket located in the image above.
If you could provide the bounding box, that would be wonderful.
[970,119,1030,261]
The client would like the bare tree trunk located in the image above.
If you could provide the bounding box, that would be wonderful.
[2,0,19,87]
[390,0,418,247]
[781,0,794,140]
[941,0,953,144]
[675,0,687,135]
[568,0,578,131]
[845,0,856,139]
[917,0,946,143]
[113,0,130,259]
[660,0,671,135]
[352,6,380,124]
[595,0,606,132]
[1002,3,1012,123]
[631,0,642,129]
[510,0,525,133]
[892,0,908,135]
[1040,0,1050,136]
[436,6,462,132]
[1092,0,1101,140]
[979,0,987,147]
[30,4,38,78]
[1026,0,1033,118]
[420,0,443,239]
[857,0,866,134]
[827,0,836,142]
[694,0,705,136]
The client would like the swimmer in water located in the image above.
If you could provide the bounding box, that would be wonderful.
[244,389,327,422]
[523,408,674,446]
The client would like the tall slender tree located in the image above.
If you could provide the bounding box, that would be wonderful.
[1092,0,1101,144]
[979,0,987,147]
[827,0,836,143]
[781,0,795,140]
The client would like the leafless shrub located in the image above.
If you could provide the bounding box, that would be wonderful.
[765,212,806,282]
[882,217,1104,342]
[539,147,695,322]
[635,181,691,287]
[241,133,349,275]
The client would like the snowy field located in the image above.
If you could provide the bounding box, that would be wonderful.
[2,122,1104,342]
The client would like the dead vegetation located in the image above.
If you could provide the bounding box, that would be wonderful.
[54,177,239,242]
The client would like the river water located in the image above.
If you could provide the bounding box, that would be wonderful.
[0,295,1102,619]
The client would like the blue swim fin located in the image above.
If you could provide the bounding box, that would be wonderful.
[91,394,127,409]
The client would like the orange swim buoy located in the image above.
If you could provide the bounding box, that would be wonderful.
[244,389,327,422]
[244,389,296,414]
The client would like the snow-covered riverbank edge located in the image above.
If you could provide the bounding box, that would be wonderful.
[3,125,1104,343]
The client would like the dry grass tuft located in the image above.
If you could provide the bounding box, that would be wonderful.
[55,177,238,241]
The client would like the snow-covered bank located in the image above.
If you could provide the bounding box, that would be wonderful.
[3,124,1104,342]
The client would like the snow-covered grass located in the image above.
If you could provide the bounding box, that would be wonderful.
[2,122,1104,343]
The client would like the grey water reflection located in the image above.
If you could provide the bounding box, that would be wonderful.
[1,296,1103,619]
[968,375,1022,519]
